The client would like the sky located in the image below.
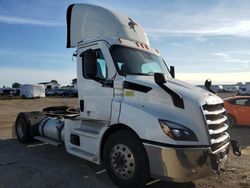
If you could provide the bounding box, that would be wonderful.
[0,0,250,87]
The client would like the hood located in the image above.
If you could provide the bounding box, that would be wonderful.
[124,75,223,107]
[122,75,224,146]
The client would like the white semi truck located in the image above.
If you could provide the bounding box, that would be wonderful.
[15,4,240,188]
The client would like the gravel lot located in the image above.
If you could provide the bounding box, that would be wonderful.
[0,128,249,188]
[0,97,77,138]
[0,95,249,188]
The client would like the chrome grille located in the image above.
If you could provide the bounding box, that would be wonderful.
[202,103,230,153]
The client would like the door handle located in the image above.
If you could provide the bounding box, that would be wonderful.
[80,100,84,112]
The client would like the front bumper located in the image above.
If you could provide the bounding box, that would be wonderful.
[143,142,229,182]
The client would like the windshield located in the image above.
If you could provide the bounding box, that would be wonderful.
[110,45,171,77]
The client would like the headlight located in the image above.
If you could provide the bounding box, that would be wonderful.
[159,120,198,141]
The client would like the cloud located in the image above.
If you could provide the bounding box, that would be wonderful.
[213,53,231,59]
[0,50,69,58]
[0,14,64,26]
[139,1,250,38]
[147,20,250,37]
[176,71,250,84]
[170,43,183,46]
[0,67,76,87]
[0,49,74,67]
[214,50,250,55]
[213,52,250,64]
[195,36,207,42]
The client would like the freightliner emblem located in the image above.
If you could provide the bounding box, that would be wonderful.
[128,17,137,32]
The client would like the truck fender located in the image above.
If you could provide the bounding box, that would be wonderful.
[99,123,143,164]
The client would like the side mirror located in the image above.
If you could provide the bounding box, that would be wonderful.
[170,66,175,78]
[154,73,166,85]
[205,79,212,88]
[205,79,216,94]
[81,51,97,79]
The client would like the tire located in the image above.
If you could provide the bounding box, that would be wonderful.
[228,114,236,127]
[15,113,32,143]
[104,130,149,188]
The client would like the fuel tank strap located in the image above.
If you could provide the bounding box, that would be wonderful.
[40,117,52,137]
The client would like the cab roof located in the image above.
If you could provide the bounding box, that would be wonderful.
[66,4,149,48]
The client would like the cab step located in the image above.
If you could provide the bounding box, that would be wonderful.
[34,136,63,146]
[67,147,98,162]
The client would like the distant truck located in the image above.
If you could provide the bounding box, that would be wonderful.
[223,85,239,93]
[45,87,60,96]
[238,85,250,95]
[15,4,240,188]
[211,85,223,93]
[0,88,19,96]
[20,84,45,98]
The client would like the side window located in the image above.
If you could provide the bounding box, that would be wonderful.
[235,99,248,106]
[81,49,108,80]
[96,52,107,80]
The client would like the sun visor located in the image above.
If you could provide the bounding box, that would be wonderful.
[66,4,149,48]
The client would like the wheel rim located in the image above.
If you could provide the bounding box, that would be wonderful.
[111,144,135,179]
[17,120,24,138]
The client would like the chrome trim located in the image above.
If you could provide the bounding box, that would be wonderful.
[212,142,230,154]
[206,116,227,125]
[209,124,228,135]
[203,108,225,115]
[211,134,229,145]
[201,102,230,153]
[143,143,229,182]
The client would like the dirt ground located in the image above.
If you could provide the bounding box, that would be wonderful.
[0,95,249,188]
[0,97,78,138]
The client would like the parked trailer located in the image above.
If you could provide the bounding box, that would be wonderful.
[20,84,45,98]
[15,4,241,188]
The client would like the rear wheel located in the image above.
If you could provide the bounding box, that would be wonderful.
[228,114,236,127]
[104,130,149,188]
[15,113,32,143]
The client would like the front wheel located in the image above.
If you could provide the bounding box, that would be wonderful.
[104,130,149,188]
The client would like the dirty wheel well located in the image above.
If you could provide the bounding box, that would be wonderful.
[100,124,141,164]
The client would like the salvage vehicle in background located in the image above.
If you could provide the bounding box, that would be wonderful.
[238,85,250,95]
[224,96,250,126]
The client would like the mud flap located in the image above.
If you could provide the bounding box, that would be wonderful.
[210,152,228,174]
[230,140,241,156]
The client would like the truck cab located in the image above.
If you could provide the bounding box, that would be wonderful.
[15,4,232,188]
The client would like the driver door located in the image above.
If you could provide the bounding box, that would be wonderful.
[77,42,115,122]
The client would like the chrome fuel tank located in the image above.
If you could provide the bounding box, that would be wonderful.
[39,117,64,142]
